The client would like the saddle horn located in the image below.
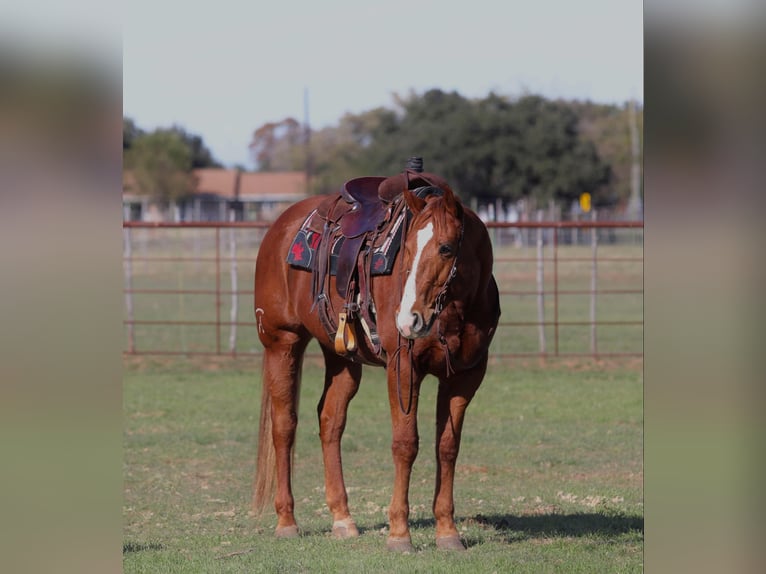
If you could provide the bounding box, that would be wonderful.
[406,157,424,173]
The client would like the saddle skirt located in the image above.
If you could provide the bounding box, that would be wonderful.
[286,207,404,279]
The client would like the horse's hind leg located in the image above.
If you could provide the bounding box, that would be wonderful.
[318,348,362,538]
[263,331,309,537]
[432,355,487,551]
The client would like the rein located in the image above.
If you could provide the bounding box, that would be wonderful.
[393,340,415,415]
[395,191,413,414]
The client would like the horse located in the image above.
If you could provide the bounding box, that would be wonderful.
[252,165,500,552]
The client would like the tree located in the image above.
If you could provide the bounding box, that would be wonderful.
[308,108,398,194]
[567,100,643,207]
[167,125,222,168]
[247,109,399,194]
[124,129,197,205]
[243,90,616,208]
[123,117,143,150]
[248,117,304,171]
[492,95,611,205]
[359,90,611,205]
[358,89,480,191]
[123,119,221,167]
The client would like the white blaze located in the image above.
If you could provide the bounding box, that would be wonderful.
[396,222,434,334]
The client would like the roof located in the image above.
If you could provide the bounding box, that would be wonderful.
[239,172,307,200]
[122,168,307,200]
[194,168,239,198]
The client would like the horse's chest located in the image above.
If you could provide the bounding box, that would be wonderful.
[419,310,487,374]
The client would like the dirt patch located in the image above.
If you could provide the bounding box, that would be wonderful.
[457,464,489,475]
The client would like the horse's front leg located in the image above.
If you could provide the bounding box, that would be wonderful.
[433,355,487,550]
[385,357,423,552]
[318,349,362,538]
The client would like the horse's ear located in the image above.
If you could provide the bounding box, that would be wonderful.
[404,189,426,215]
[442,185,462,218]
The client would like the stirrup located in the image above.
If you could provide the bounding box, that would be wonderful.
[334,312,357,355]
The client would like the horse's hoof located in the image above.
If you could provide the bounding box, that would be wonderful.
[436,534,466,551]
[386,536,415,553]
[275,525,300,538]
[332,518,359,539]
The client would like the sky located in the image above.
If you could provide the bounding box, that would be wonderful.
[123,0,643,168]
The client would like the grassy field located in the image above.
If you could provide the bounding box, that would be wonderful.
[123,225,643,571]
[124,358,643,573]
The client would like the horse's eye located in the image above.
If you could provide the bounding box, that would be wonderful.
[438,244,453,257]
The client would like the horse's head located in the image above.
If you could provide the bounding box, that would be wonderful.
[395,186,464,339]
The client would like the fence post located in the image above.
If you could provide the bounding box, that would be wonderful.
[590,210,598,356]
[229,213,239,355]
[215,227,221,354]
[193,225,202,273]
[178,232,187,353]
[495,198,503,248]
[552,222,559,356]
[573,204,579,246]
[123,226,135,353]
[536,211,546,355]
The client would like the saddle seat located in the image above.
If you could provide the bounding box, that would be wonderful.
[338,176,389,238]
[337,170,452,238]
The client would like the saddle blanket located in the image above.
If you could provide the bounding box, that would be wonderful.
[287,209,404,276]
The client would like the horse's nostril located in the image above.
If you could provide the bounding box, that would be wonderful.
[411,312,423,332]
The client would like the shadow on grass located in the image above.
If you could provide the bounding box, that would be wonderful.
[362,512,642,546]
[123,541,165,554]
[470,512,643,544]
[259,511,643,548]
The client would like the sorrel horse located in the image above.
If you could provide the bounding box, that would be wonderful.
[252,165,500,551]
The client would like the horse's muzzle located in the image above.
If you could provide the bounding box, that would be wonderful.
[396,310,433,339]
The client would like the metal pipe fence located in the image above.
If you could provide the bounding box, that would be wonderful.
[122,219,643,360]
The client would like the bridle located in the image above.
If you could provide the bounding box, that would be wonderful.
[430,210,464,320]
[403,184,465,323]
[395,192,465,414]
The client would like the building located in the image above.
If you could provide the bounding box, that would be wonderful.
[123,168,308,222]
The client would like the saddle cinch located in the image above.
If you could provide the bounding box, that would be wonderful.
[286,161,450,361]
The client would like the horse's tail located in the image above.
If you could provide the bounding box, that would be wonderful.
[252,363,276,516]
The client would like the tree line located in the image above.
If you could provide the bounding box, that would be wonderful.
[124,89,642,209]
[122,119,222,205]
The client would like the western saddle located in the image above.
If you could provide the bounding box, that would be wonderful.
[304,158,450,362]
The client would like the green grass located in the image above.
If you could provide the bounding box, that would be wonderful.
[123,226,643,570]
[124,360,643,573]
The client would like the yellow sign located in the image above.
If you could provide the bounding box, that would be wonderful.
[579,192,591,213]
